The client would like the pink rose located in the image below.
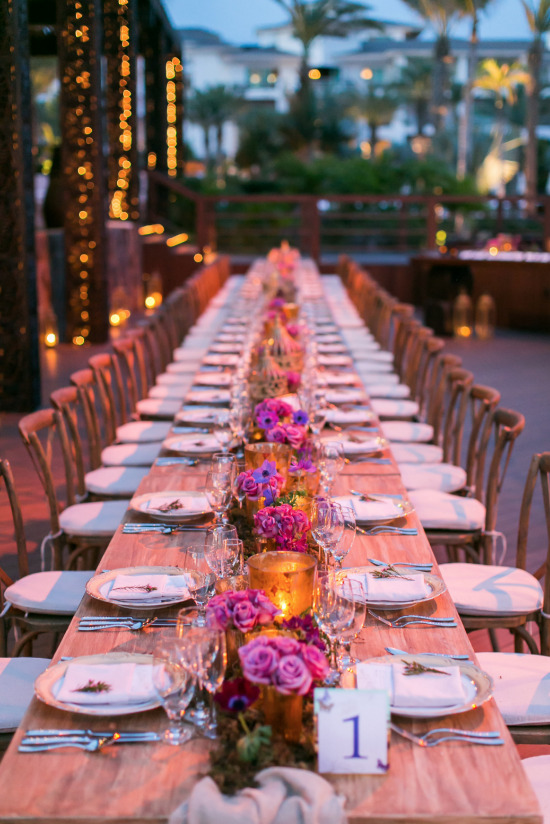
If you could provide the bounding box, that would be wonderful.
[266,424,287,444]
[284,424,306,449]
[292,510,311,534]
[206,603,231,631]
[274,654,313,695]
[302,645,330,680]
[273,636,301,656]
[279,514,295,536]
[232,600,259,633]
[239,639,280,685]
[274,400,294,419]
[252,591,281,623]
[254,511,279,538]
[241,475,261,500]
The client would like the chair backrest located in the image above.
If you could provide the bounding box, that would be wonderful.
[50,385,93,498]
[70,368,104,467]
[464,384,502,495]
[441,368,475,464]
[515,452,550,653]
[0,459,28,581]
[424,353,462,435]
[88,352,128,433]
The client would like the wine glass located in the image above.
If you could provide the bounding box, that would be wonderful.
[205,469,233,524]
[329,505,356,569]
[338,577,366,670]
[223,537,244,576]
[152,639,196,745]
[191,628,227,739]
[312,575,355,685]
[210,452,237,477]
[318,441,345,494]
[183,546,216,606]
[213,415,233,453]
[204,536,242,579]
[311,498,345,571]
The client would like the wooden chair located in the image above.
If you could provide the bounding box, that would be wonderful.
[410,406,525,566]
[0,457,90,655]
[18,409,128,570]
[50,386,148,499]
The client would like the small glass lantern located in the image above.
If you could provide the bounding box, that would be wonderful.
[247,551,317,619]
[452,290,473,338]
[475,294,496,340]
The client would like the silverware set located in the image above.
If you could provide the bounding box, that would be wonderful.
[122,523,209,535]
[78,616,179,632]
[390,723,504,747]
[368,610,457,628]
[19,729,160,753]
[368,557,431,571]
[154,457,200,467]
[384,646,471,661]
[345,457,391,465]
[357,525,418,536]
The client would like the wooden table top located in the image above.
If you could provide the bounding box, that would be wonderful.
[0,270,540,824]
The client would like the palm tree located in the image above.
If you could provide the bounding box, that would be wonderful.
[474,59,530,195]
[401,0,464,132]
[187,86,243,171]
[346,85,399,148]
[271,0,382,151]
[396,59,432,135]
[522,0,550,203]
[455,0,496,180]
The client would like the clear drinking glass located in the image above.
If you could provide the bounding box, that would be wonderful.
[204,536,242,579]
[329,505,356,569]
[338,578,366,670]
[312,576,355,685]
[318,441,345,494]
[191,628,227,739]
[213,415,233,453]
[152,640,196,745]
[205,469,233,524]
[183,546,216,606]
[311,498,345,570]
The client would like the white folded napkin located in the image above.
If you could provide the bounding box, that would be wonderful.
[349,496,402,522]
[321,434,380,456]
[325,389,367,405]
[176,407,229,424]
[106,573,191,602]
[167,434,220,453]
[317,344,347,353]
[203,354,239,367]
[194,373,232,386]
[324,407,372,424]
[346,569,428,602]
[56,662,155,705]
[210,343,242,353]
[315,334,341,343]
[144,493,211,515]
[186,390,230,404]
[356,661,466,709]
[318,355,352,366]
[168,768,347,824]
[317,371,356,386]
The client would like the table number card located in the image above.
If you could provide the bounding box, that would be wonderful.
[314,688,389,775]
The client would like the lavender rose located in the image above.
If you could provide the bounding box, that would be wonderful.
[302,644,330,680]
[266,424,287,444]
[232,600,259,633]
[239,639,280,685]
[274,654,313,695]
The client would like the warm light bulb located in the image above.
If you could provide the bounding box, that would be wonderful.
[45,332,58,348]
[109,312,121,326]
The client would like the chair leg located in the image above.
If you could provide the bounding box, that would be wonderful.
[513,626,540,655]
[11,629,41,657]
[488,629,501,651]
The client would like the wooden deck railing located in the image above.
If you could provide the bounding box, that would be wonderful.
[147,170,550,260]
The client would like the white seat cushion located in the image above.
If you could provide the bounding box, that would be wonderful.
[85,466,149,497]
[381,421,434,443]
[172,347,208,362]
[148,382,192,400]
[156,372,198,386]
[0,658,51,731]
[365,383,411,399]
[5,570,92,615]
[522,756,550,824]
[372,399,420,419]
[167,361,206,375]
[408,488,486,531]
[440,564,543,616]
[476,653,550,725]
[361,372,399,386]
[135,398,181,419]
[101,441,161,467]
[116,421,172,443]
[399,462,467,493]
[354,360,393,373]
[391,443,443,463]
[59,499,129,537]
[351,349,393,363]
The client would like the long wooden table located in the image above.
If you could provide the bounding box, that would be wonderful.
[0,266,541,824]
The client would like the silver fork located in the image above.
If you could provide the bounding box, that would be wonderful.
[78,617,177,631]
[368,610,457,628]
[358,526,417,536]
[368,558,432,571]
[390,723,504,747]
[18,736,117,753]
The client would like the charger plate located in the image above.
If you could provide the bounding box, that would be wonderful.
[86,565,204,609]
[130,490,211,521]
[340,565,446,609]
[356,654,493,718]
[35,652,160,717]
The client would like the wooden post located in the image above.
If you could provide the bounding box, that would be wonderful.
[0,0,41,410]
[426,197,437,250]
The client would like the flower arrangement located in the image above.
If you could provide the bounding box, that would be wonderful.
[254,399,309,449]
[281,614,327,653]
[235,459,285,505]
[254,503,311,552]
[239,634,329,696]
[206,589,281,633]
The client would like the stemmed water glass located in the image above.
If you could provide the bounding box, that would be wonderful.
[318,440,345,494]
[204,536,243,580]
[189,627,227,739]
[213,414,233,453]
[183,545,216,607]
[337,578,366,670]
[311,498,345,571]
[152,639,196,746]
[328,505,356,569]
[205,469,233,524]
[312,576,355,686]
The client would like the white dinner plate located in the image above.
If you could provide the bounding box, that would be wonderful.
[340,566,446,609]
[333,494,414,525]
[130,490,212,521]
[163,433,220,454]
[321,435,389,457]
[34,652,160,717]
[86,565,204,609]
[194,372,233,387]
[356,654,493,718]
[186,389,230,405]
[175,406,229,427]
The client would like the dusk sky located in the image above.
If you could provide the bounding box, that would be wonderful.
[165,0,532,44]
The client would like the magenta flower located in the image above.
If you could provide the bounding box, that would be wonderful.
[239,638,280,685]
[205,590,280,632]
[232,600,260,633]
[257,410,278,430]
[284,424,307,449]
[293,409,309,426]
[214,678,260,713]
[266,424,287,444]
[301,645,330,680]
[274,655,313,696]
[252,460,278,484]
